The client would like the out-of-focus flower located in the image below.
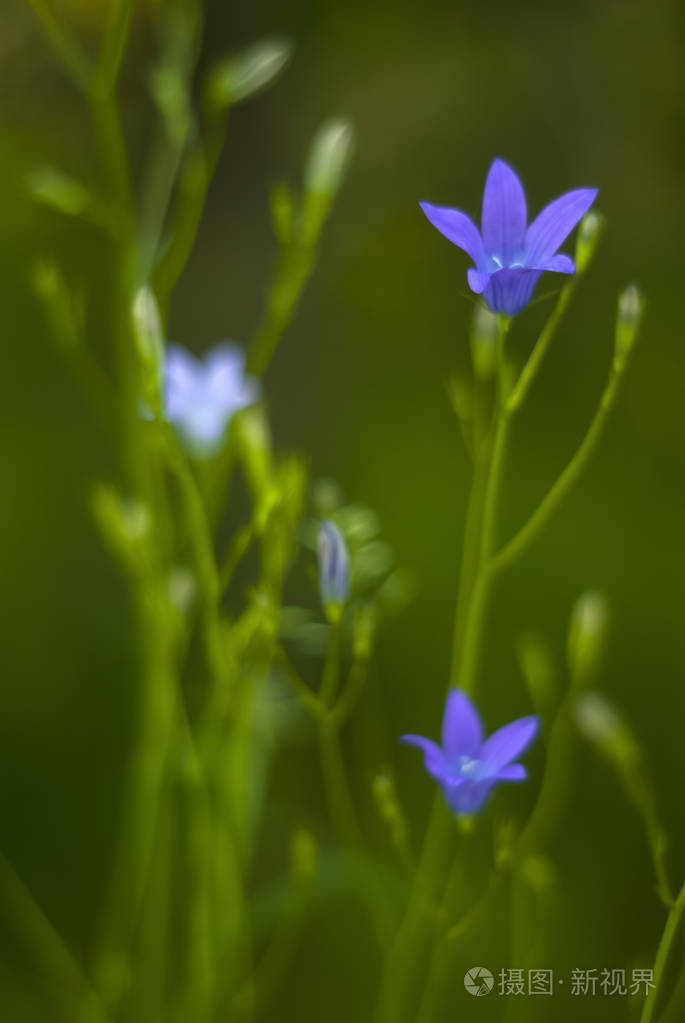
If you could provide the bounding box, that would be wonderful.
[420,159,598,316]
[318,520,349,619]
[164,343,258,455]
[401,689,539,815]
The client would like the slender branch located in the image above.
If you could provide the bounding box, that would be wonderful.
[506,274,579,415]
[0,850,109,1023]
[490,347,633,579]
[25,0,94,94]
[319,718,364,849]
[96,0,135,99]
[640,881,685,1023]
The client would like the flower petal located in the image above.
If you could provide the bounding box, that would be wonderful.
[441,689,483,759]
[496,763,527,781]
[420,202,485,268]
[206,343,259,412]
[480,715,539,772]
[467,268,490,295]
[165,344,202,419]
[483,268,543,316]
[401,734,450,782]
[539,253,575,274]
[442,777,495,815]
[481,159,527,266]
[525,188,598,265]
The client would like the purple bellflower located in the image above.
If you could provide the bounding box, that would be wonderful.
[164,342,258,456]
[402,689,539,815]
[420,159,598,316]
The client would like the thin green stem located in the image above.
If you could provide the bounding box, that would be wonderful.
[0,850,109,1023]
[640,881,685,1023]
[247,243,318,379]
[506,275,579,415]
[319,621,343,707]
[96,0,134,99]
[25,0,94,94]
[153,116,229,311]
[489,348,633,578]
[319,717,364,849]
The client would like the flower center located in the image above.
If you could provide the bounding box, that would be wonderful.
[458,755,482,778]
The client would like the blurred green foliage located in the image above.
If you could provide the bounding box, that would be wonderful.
[1,1,685,1021]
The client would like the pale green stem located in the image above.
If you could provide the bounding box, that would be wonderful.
[96,0,135,100]
[319,717,364,850]
[640,881,685,1023]
[506,275,579,415]
[25,0,94,94]
[0,850,109,1023]
[247,243,318,379]
[319,620,343,707]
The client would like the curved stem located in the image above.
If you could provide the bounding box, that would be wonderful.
[319,718,364,849]
[490,348,632,578]
[640,881,685,1023]
[506,275,579,415]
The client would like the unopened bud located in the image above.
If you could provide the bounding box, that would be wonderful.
[574,211,605,274]
[470,304,499,379]
[206,38,292,111]
[567,590,609,689]
[615,284,644,363]
[353,604,376,659]
[318,520,349,621]
[301,120,355,246]
[304,119,355,197]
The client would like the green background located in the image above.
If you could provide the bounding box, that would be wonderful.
[1,0,684,1019]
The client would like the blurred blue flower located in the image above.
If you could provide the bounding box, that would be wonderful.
[421,159,597,316]
[402,689,539,814]
[318,520,349,618]
[164,342,258,455]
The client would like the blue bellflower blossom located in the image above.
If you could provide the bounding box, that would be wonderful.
[164,342,258,455]
[420,159,598,316]
[318,520,350,617]
[402,689,539,815]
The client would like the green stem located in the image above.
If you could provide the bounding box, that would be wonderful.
[489,347,633,577]
[153,114,229,310]
[319,621,343,707]
[506,275,579,415]
[319,717,364,849]
[247,243,317,379]
[0,850,109,1023]
[96,0,134,100]
[640,881,685,1023]
[25,0,94,94]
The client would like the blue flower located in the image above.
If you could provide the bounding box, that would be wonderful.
[402,689,539,815]
[420,159,598,316]
[318,520,349,617]
[164,342,258,455]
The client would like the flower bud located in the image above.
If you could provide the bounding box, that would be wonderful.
[353,604,376,659]
[615,283,644,364]
[470,303,499,379]
[133,286,164,416]
[567,590,609,689]
[318,520,349,621]
[205,38,292,111]
[304,119,355,198]
[574,210,604,274]
[574,692,647,804]
[301,119,355,246]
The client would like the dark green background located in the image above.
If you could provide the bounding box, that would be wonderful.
[1,0,684,1019]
